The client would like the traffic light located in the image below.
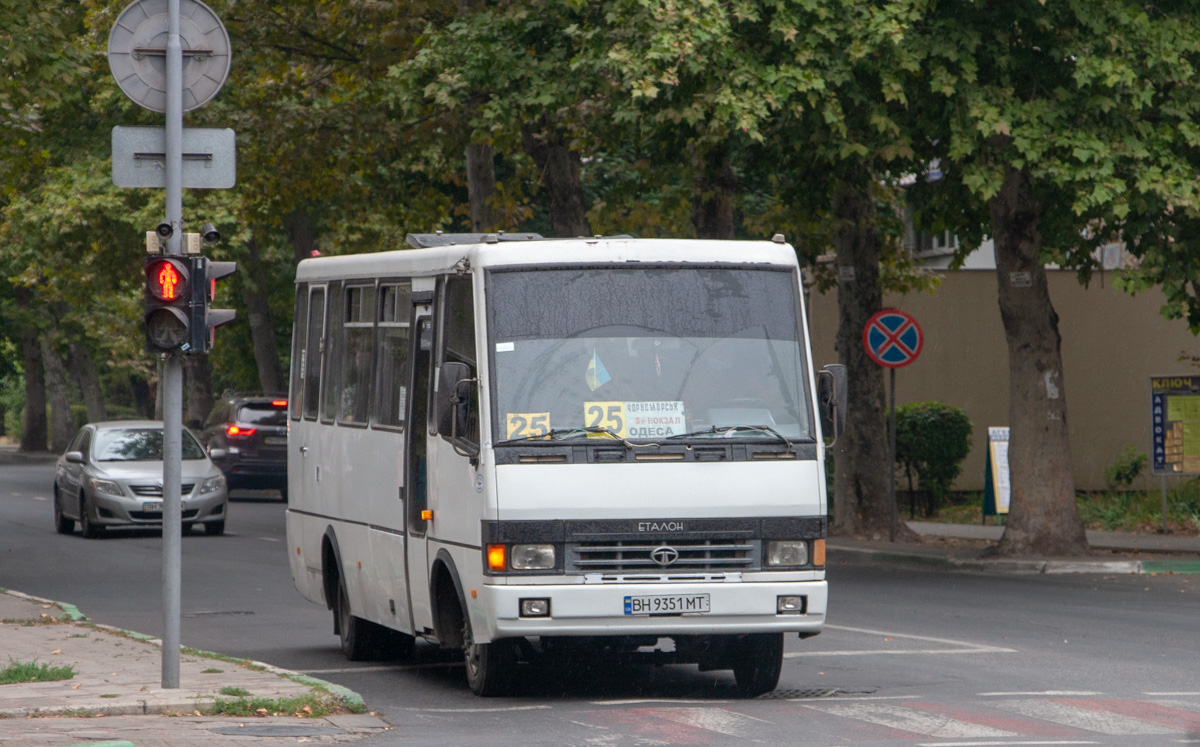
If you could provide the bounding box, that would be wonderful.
[188,256,237,354]
[144,256,192,353]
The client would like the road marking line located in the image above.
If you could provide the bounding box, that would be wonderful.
[304,662,462,673]
[917,742,1100,746]
[592,699,731,706]
[652,707,772,739]
[258,536,281,542]
[823,624,1016,653]
[788,648,1014,658]
[1148,692,1200,696]
[994,699,1178,735]
[801,702,1017,738]
[980,692,1103,697]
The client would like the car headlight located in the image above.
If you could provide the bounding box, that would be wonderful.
[510,544,556,570]
[199,474,225,495]
[89,478,123,496]
[767,540,809,567]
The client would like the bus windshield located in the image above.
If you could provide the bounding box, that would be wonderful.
[488,266,812,443]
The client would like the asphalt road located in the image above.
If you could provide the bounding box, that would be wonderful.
[3,461,1200,745]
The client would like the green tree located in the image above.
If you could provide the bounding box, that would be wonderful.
[913,1,1200,555]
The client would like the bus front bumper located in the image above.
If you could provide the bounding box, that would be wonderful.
[480,579,827,641]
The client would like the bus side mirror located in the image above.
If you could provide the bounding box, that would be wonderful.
[817,364,847,445]
[437,362,477,452]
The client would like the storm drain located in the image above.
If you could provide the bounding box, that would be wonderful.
[759,687,877,700]
[210,725,344,737]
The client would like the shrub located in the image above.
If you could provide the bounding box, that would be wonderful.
[1104,445,1147,490]
[894,402,973,518]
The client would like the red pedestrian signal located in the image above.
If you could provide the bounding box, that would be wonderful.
[144,257,192,353]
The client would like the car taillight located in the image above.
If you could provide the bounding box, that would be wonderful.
[226,425,257,437]
[271,400,287,407]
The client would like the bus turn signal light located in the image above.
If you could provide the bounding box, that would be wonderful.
[813,539,826,567]
[487,544,506,572]
[421,509,433,521]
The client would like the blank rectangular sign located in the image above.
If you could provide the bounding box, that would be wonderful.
[112,126,236,189]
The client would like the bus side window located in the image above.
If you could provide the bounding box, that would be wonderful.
[373,282,411,428]
[289,285,308,420]
[436,276,478,448]
[302,287,325,421]
[320,282,343,424]
[339,284,374,425]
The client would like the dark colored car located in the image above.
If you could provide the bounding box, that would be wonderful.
[201,393,288,501]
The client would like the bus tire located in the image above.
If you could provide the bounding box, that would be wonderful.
[731,632,783,697]
[463,619,515,696]
[335,575,379,661]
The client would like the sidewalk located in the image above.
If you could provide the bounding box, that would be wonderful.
[829,520,1200,574]
[0,590,389,746]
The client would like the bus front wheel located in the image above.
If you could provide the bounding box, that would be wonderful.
[462,620,516,696]
[731,632,784,697]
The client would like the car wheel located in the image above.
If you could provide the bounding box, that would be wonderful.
[53,486,74,535]
[205,520,225,536]
[731,632,784,697]
[79,494,102,539]
[463,618,516,696]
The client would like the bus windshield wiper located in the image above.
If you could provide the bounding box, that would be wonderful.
[667,425,794,452]
[498,426,648,449]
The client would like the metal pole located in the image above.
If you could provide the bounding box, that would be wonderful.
[161,0,183,689]
[1161,474,1169,534]
[888,368,897,543]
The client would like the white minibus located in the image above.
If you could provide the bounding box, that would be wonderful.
[286,233,846,696]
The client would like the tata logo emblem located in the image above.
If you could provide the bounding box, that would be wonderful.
[650,545,680,567]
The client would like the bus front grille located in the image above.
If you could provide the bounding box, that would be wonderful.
[567,539,760,573]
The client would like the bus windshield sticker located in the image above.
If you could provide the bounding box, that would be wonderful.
[506,412,550,440]
[585,349,611,391]
[625,401,686,438]
[495,341,515,353]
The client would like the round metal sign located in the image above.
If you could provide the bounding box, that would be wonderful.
[863,309,923,368]
[108,0,231,113]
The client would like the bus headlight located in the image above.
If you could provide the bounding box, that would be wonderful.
[510,544,555,570]
[767,540,808,567]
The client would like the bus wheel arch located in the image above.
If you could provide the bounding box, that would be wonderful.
[320,527,343,615]
[430,550,468,650]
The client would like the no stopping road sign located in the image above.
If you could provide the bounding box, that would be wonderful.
[863,309,923,368]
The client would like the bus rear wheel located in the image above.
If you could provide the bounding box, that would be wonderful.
[731,632,783,697]
[335,576,380,661]
[462,620,515,696]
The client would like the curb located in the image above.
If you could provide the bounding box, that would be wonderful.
[831,545,1200,575]
[0,591,368,718]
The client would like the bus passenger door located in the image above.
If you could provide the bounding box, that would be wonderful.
[295,285,326,509]
[404,309,434,635]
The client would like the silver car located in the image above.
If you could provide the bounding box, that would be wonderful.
[52,421,229,537]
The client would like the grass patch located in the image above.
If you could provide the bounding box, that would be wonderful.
[928,485,1200,535]
[201,668,224,674]
[0,659,76,684]
[100,694,119,698]
[219,686,251,697]
[201,693,341,718]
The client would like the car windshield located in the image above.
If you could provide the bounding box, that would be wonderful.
[92,428,207,461]
[237,403,287,426]
[488,266,812,442]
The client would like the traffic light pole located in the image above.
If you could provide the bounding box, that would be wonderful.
[161,0,183,690]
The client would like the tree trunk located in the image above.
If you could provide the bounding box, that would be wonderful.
[466,144,498,231]
[19,325,48,452]
[830,170,913,539]
[691,152,737,240]
[185,355,214,429]
[285,211,318,264]
[242,235,286,393]
[40,337,73,452]
[989,166,1089,556]
[521,124,591,238]
[67,340,106,422]
[131,374,154,418]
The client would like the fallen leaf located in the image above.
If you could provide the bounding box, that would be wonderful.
[256,708,269,716]
[71,684,81,690]
[50,649,62,655]
[194,710,201,716]
[884,637,893,642]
